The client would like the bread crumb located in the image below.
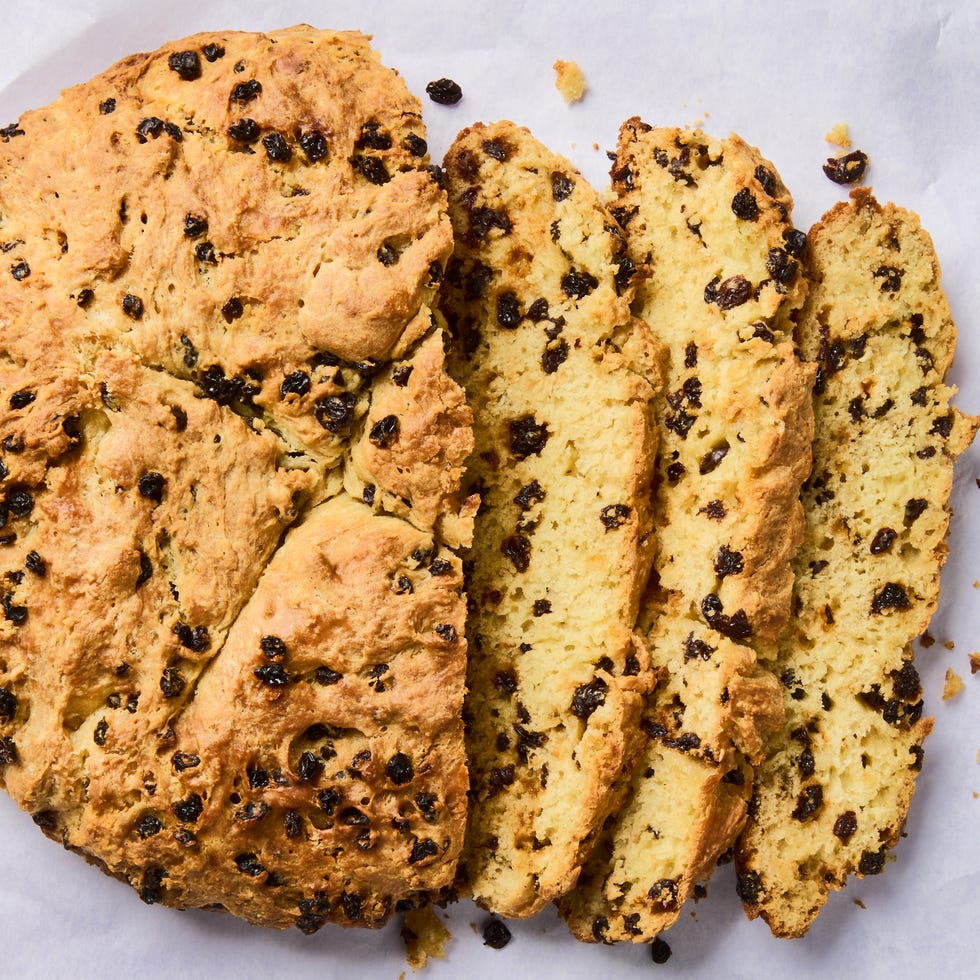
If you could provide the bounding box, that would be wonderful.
[969,653,980,674]
[593,142,599,151]
[853,898,866,910]
[973,581,979,588]
[553,60,586,103]
[402,908,451,972]
[944,640,956,650]
[943,668,965,701]
[825,122,852,148]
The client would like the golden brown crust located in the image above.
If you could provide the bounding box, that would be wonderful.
[0,27,472,931]
[440,121,662,918]
[559,123,813,943]
[734,189,978,938]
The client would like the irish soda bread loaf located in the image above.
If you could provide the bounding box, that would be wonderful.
[0,27,475,930]
[734,189,978,937]
[560,123,815,943]
[441,121,663,917]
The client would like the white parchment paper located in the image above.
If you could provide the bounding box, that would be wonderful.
[2,1,979,977]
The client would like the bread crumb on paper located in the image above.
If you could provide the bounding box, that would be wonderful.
[969,653,980,674]
[402,908,451,972]
[553,59,586,103]
[943,668,965,701]
[920,630,936,648]
[825,122,852,148]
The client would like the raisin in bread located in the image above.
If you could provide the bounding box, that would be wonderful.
[441,121,663,918]
[734,189,978,937]
[559,123,815,943]
[0,27,474,931]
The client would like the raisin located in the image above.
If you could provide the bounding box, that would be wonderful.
[8,390,34,410]
[701,594,752,639]
[931,414,953,439]
[715,275,753,310]
[403,132,427,157]
[783,228,808,257]
[699,443,730,474]
[754,165,777,195]
[160,668,185,698]
[570,678,607,719]
[201,43,224,62]
[599,504,631,529]
[425,78,463,105]
[542,341,569,374]
[99,98,116,115]
[871,583,911,614]
[904,498,927,526]
[514,480,545,510]
[260,635,287,659]
[139,867,168,904]
[167,51,201,81]
[651,938,672,964]
[172,752,200,772]
[254,663,289,686]
[353,155,390,185]
[736,871,763,904]
[297,751,324,783]
[482,919,512,949]
[833,811,857,841]
[283,811,303,838]
[527,299,548,323]
[509,416,550,458]
[501,534,531,572]
[280,371,311,398]
[230,80,262,103]
[314,392,357,432]
[136,117,164,142]
[683,633,715,662]
[497,291,522,328]
[137,472,165,503]
[172,794,203,823]
[561,268,599,299]
[823,150,869,184]
[137,814,163,838]
[122,293,144,320]
[234,853,266,876]
[172,623,209,652]
[873,265,903,292]
[262,132,292,163]
[195,242,217,264]
[731,188,759,220]
[183,213,208,238]
[684,342,698,368]
[369,415,399,448]
[300,130,328,162]
[92,718,108,746]
[482,138,509,161]
[714,546,744,577]
[356,122,392,151]
[552,173,574,201]
[248,766,269,788]
[408,838,439,864]
[791,784,823,821]
[435,623,457,643]
[858,849,886,875]
[0,688,16,719]
[385,753,414,785]
[766,247,798,284]
[228,118,260,143]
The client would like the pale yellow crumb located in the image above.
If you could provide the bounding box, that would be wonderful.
[402,908,451,973]
[970,653,980,674]
[593,142,599,151]
[945,640,956,650]
[943,668,965,701]
[825,122,852,148]
[976,750,980,764]
[553,59,587,103]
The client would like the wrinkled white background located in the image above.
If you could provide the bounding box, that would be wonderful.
[2,1,979,977]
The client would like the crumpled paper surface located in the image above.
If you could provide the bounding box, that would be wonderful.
[2,1,979,977]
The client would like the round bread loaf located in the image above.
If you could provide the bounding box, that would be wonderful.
[0,27,474,931]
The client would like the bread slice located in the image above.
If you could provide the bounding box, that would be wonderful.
[440,121,663,917]
[559,122,814,943]
[734,189,978,937]
[0,27,474,930]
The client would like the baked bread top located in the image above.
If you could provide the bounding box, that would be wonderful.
[735,189,978,937]
[0,27,473,931]
[441,120,662,918]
